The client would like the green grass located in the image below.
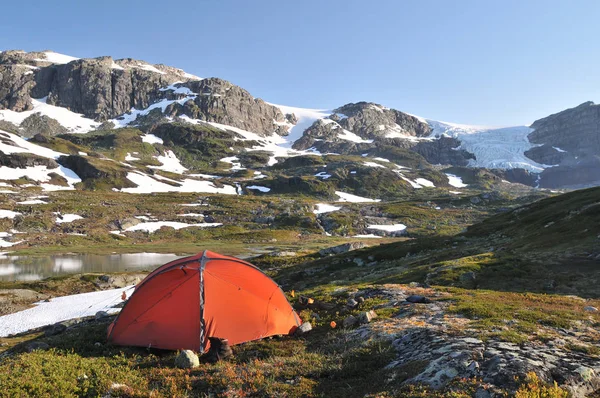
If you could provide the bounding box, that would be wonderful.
[442,287,600,343]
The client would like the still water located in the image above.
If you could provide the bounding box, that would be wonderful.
[0,253,186,281]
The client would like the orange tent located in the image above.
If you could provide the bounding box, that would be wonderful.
[107,250,301,352]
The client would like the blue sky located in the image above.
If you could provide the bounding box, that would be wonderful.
[2,0,599,125]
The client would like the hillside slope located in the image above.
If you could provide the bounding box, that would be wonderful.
[278,186,600,297]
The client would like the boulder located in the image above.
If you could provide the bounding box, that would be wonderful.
[26,341,50,352]
[358,310,377,324]
[346,298,359,309]
[117,217,140,230]
[405,295,431,304]
[583,306,598,312]
[95,311,109,321]
[174,350,200,369]
[458,271,477,289]
[294,322,312,336]
[319,242,367,257]
[270,251,297,257]
[343,315,358,328]
[20,113,67,137]
[44,322,67,337]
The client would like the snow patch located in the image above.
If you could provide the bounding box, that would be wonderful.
[415,178,435,188]
[352,234,382,239]
[335,191,381,203]
[363,161,386,168]
[313,203,341,214]
[367,224,406,232]
[17,199,47,205]
[125,153,140,161]
[141,134,164,144]
[33,51,79,64]
[0,286,133,337]
[0,98,100,134]
[121,172,237,195]
[0,210,21,219]
[315,171,332,179]
[267,104,331,148]
[246,185,270,193]
[445,173,468,188]
[148,150,187,174]
[124,221,222,233]
[220,156,245,171]
[55,213,83,223]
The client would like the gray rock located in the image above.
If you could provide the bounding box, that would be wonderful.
[413,136,475,167]
[20,113,67,137]
[270,251,297,257]
[0,148,59,169]
[346,298,359,309]
[295,322,312,335]
[319,242,367,257]
[474,388,492,398]
[44,323,67,337]
[406,295,431,304]
[95,311,109,321]
[117,217,141,231]
[583,306,598,312]
[352,257,365,266]
[358,310,377,324]
[458,271,477,289]
[174,350,200,369]
[26,341,50,352]
[343,315,358,328]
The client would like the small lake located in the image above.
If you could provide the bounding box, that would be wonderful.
[0,253,186,281]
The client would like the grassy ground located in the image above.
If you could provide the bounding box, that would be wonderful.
[0,279,594,397]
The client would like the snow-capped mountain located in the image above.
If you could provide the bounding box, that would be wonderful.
[1,49,599,192]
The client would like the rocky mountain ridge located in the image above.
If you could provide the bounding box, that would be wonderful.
[1,49,599,189]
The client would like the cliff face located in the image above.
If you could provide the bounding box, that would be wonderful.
[527,101,600,188]
[164,78,288,136]
[0,51,288,136]
[529,101,600,153]
[0,51,187,120]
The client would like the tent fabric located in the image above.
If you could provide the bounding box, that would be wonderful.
[107,251,301,352]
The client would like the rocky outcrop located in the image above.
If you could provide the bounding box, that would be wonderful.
[525,101,600,187]
[412,136,475,166]
[292,118,373,153]
[46,57,182,120]
[164,78,288,136]
[538,157,600,188]
[0,151,59,169]
[334,102,431,139]
[0,51,290,137]
[0,50,195,121]
[20,113,67,137]
[524,144,567,166]
[0,64,36,112]
[529,101,600,153]
[56,155,135,190]
[293,102,432,153]
[319,242,368,256]
[493,168,537,186]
